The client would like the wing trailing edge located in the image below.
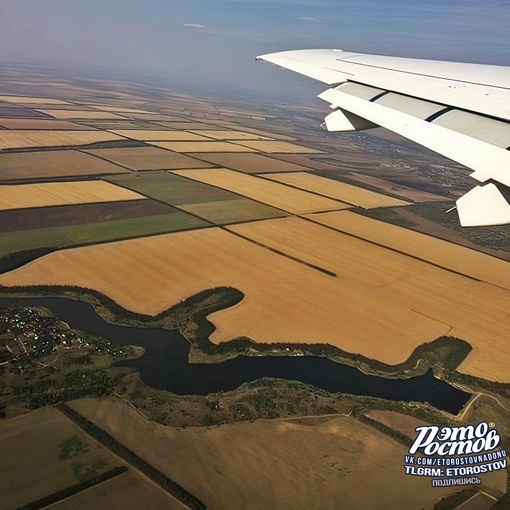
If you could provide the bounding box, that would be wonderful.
[257,49,510,226]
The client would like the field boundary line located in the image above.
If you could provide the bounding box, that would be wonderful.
[300,213,497,287]
[56,403,207,510]
[222,226,337,277]
[18,466,128,510]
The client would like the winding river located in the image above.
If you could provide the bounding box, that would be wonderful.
[0,296,471,413]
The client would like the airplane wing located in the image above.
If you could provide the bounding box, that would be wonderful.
[256,49,510,226]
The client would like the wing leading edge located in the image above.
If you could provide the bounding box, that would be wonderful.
[256,49,510,226]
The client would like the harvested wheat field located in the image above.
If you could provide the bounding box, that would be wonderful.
[149,141,256,153]
[190,130,272,140]
[84,147,211,171]
[172,168,344,214]
[0,406,123,509]
[145,121,214,130]
[183,152,312,173]
[49,471,187,510]
[306,211,510,290]
[0,95,71,104]
[109,130,211,141]
[227,216,425,287]
[232,140,324,153]
[0,150,127,180]
[0,227,448,366]
[0,118,89,130]
[0,180,144,210]
[87,105,157,115]
[13,103,93,110]
[70,398,459,510]
[365,411,429,439]
[37,109,128,120]
[126,113,197,122]
[73,120,165,130]
[264,172,410,208]
[227,216,510,381]
[0,130,125,150]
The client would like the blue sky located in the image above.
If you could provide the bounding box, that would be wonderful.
[0,0,508,97]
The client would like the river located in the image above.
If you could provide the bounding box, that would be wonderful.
[0,296,471,413]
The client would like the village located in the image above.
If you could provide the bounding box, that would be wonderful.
[0,306,122,373]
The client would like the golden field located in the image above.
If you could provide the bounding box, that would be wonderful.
[70,398,464,510]
[2,213,510,380]
[0,118,88,130]
[190,130,272,140]
[109,130,211,141]
[153,121,217,130]
[172,168,345,214]
[0,130,125,150]
[87,105,157,115]
[264,172,410,208]
[0,95,70,104]
[0,227,448,367]
[38,109,128,120]
[231,140,324,154]
[149,141,256,153]
[226,217,510,379]
[226,216,426,287]
[232,139,324,153]
[306,210,510,289]
[0,180,145,210]
[182,152,312,173]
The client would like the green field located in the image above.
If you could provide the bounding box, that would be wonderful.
[0,212,209,270]
[106,171,241,205]
[182,198,286,224]
[105,170,286,224]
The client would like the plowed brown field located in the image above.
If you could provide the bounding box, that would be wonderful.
[0,150,127,180]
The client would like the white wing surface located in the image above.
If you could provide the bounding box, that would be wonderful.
[257,49,510,226]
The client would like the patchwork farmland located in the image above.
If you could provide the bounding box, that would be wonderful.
[0,180,145,210]
[264,172,410,208]
[172,168,346,214]
[0,130,126,150]
[0,150,128,181]
[1,77,510,510]
[1,87,510,387]
[179,151,313,173]
[84,146,212,171]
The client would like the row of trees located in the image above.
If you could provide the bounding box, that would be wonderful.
[57,404,207,510]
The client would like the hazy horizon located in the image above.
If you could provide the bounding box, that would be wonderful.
[0,0,508,99]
